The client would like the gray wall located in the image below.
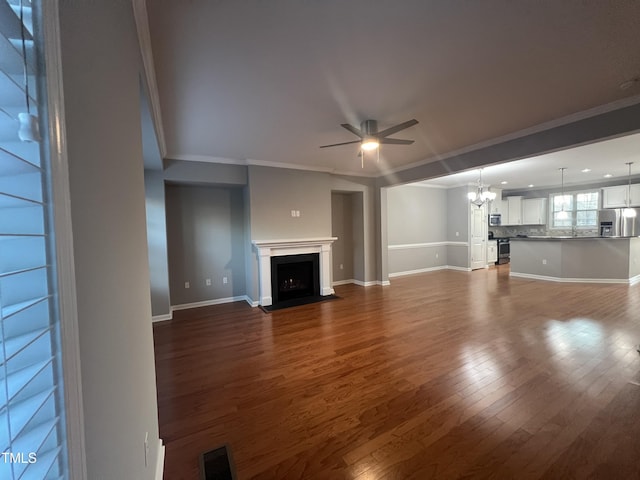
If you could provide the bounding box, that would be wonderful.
[630,238,640,278]
[164,159,247,186]
[386,185,448,274]
[511,238,635,280]
[446,185,471,268]
[331,193,355,282]
[59,1,160,478]
[166,184,246,305]
[247,166,332,240]
[387,185,447,244]
[144,170,171,317]
[331,175,375,283]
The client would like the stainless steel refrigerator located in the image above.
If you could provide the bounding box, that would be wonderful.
[598,208,640,236]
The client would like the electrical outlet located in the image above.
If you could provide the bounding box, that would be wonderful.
[435,253,439,259]
[223,276,228,284]
[542,259,547,265]
[205,278,211,286]
[184,281,190,289]
[455,231,459,237]
[339,264,343,270]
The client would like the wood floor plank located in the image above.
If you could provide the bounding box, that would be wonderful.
[154,267,640,479]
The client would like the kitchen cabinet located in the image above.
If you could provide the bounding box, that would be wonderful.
[491,199,507,216]
[602,184,640,208]
[488,188,504,215]
[506,196,523,225]
[487,240,497,264]
[522,198,547,225]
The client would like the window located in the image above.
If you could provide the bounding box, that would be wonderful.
[0,1,69,478]
[550,190,599,229]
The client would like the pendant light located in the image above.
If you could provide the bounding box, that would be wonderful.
[17,0,40,143]
[557,168,569,220]
[467,169,496,206]
[623,162,636,218]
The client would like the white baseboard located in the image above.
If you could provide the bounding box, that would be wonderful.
[171,295,248,311]
[388,266,447,278]
[332,279,383,287]
[510,272,633,284]
[446,265,472,272]
[388,265,471,278]
[152,312,173,323]
[332,279,355,286]
[244,295,260,307]
[155,439,165,480]
[352,279,385,287]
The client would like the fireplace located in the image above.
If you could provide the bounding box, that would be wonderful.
[271,254,320,307]
[252,237,336,307]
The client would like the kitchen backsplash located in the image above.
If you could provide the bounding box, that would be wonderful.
[489,225,599,238]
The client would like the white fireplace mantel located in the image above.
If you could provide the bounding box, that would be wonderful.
[252,237,337,306]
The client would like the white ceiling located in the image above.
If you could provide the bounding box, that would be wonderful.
[146,1,640,177]
[418,132,640,190]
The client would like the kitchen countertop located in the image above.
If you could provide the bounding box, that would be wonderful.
[510,236,630,241]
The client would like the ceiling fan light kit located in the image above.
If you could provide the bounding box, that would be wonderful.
[320,118,419,166]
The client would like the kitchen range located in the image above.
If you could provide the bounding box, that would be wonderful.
[488,231,510,264]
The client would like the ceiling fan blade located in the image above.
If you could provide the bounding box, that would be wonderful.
[376,119,419,138]
[379,138,414,145]
[319,140,362,149]
[340,123,365,138]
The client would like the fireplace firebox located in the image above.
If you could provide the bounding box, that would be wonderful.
[271,254,320,308]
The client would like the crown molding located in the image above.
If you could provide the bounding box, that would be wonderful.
[133,0,167,158]
[165,153,377,177]
[381,93,640,177]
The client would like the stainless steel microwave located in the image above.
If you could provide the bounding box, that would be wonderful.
[489,213,501,226]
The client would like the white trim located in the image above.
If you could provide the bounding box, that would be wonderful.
[244,295,260,307]
[509,272,635,284]
[171,296,248,311]
[154,439,165,480]
[388,241,469,250]
[165,153,378,178]
[132,0,167,158]
[252,238,337,306]
[332,279,389,287]
[43,1,87,478]
[388,265,472,277]
[382,94,640,177]
[152,313,173,323]
[630,274,640,285]
[388,266,448,277]
[447,265,473,272]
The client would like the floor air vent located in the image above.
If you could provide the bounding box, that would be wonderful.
[200,444,236,480]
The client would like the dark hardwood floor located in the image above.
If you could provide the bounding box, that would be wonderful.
[153,267,640,479]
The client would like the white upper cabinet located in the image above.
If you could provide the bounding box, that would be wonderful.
[522,198,547,225]
[602,184,640,208]
[488,188,503,214]
[506,196,523,225]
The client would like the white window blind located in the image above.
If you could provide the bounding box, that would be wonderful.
[0,1,68,478]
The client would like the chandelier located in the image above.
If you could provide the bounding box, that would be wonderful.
[467,169,496,206]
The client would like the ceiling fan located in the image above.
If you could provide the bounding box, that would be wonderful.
[319,119,419,152]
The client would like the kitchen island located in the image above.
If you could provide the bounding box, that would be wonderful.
[510,236,640,284]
